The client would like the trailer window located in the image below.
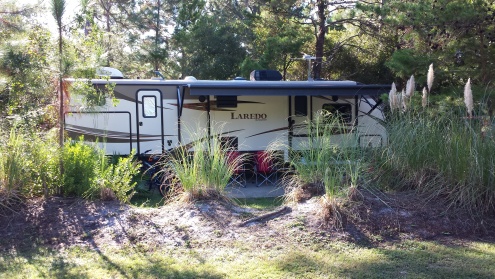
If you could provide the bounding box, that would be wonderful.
[295,96,307,116]
[322,103,352,123]
[142,96,157,118]
[217,96,237,108]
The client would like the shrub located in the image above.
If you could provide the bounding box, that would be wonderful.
[62,137,140,202]
[62,138,100,197]
[91,154,141,203]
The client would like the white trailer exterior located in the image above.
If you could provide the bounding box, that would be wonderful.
[65,74,389,157]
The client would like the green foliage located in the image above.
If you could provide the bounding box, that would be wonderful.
[243,12,311,79]
[379,0,495,85]
[270,111,366,205]
[92,154,141,203]
[173,13,247,79]
[62,139,100,197]
[0,129,30,196]
[0,26,56,119]
[50,0,66,28]
[288,111,360,186]
[0,128,60,201]
[68,79,118,109]
[0,131,139,203]
[62,138,140,202]
[0,1,35,41]
[385,49,430,80]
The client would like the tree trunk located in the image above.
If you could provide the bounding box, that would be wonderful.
[105,3,111,67]
[58,25,64,195]
[154,0,161,71]
[313,0,326,80]
[58,26,63,149]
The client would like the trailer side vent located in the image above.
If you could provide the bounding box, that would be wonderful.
[216,96,237,108]
[250,70,283,81]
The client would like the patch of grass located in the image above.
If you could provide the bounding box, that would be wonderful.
[1,240,495,278]
[130,181,165,208]
[234,197,283,210]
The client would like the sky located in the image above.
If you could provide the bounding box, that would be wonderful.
[16,0,80,35]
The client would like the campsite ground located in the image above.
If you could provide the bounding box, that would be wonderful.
[1,185,495,278]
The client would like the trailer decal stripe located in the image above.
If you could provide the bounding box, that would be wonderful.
[173,100,264,112]
[65,124,174,143]
[246,127,288,138]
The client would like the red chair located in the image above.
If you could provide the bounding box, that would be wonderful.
[254,151,277,187]
[226,151,246,187]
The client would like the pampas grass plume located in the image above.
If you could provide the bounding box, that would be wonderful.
[405,78,411,97]
[401,89,407,111]
[427,63,434,92]
[407,75,415,97]
[464,78,473,117]
[422,87,428,108]
[389,82,398,110]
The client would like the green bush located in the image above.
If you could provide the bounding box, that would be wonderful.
[62,138,140,202]
[62,138,100,197]
[25,130,60,197]
[0,131,139,204]
[91,154,141,203]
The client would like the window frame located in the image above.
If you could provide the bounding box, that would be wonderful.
[142,95,158,118]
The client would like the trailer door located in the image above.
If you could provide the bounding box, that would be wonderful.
[136,90,164,154]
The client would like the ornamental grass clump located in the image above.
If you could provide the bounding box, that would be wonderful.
[164,124,247,203]
[0,129,28,209]
[318,167,345,229]
[1,128,60,210]
[379,110,495,214]
[378,64,495,214]
[275,110,366,206]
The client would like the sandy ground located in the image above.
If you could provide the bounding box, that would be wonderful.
[1,187,494,253]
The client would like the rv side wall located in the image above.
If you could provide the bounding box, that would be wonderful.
[65,79,387,157]
[209,95,289,152]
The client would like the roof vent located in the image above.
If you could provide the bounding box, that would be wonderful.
[184,76,197,81]
[96,67,124,79]
[250,70,282,81]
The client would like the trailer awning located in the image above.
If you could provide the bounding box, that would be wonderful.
[187,81,391,97]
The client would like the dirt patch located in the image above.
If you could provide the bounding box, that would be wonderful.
[1,189,494,252]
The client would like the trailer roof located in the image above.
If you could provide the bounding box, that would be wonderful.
[186,81,390,96]
[85,78,390,97]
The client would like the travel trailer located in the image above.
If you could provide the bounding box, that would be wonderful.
[65,68,390,158]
